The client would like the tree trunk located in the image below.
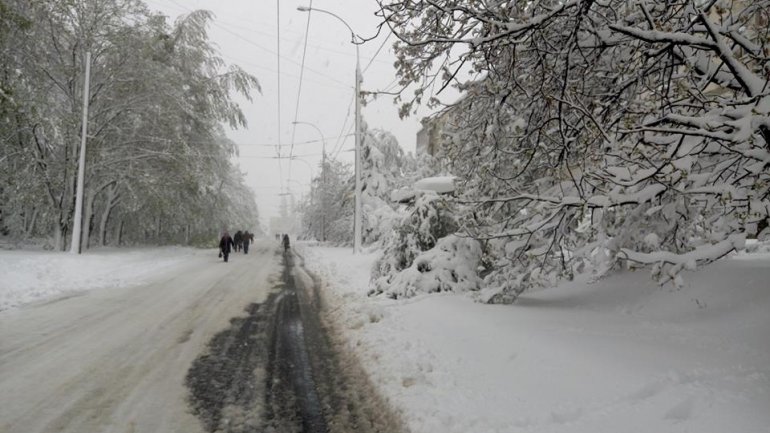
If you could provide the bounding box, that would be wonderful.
[115,219,124,246]
[53,222,63,251]
[99,184,118,246]
[58,138,77,251]
[24,207,38,237]
[80,189,95,251]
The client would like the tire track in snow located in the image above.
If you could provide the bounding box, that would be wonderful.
[185,247,408,433]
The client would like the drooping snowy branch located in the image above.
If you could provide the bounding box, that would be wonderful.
[378,0,770,302]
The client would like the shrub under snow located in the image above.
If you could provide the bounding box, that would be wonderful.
[372,234,482,299]
[371,191,482,298]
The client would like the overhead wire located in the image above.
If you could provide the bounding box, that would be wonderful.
[330,92,355,159]
[288,0,314,187]
[217,52,348,91]
[332,124,355,160]
[158,0,398,190]
[362,30,392,74]
[161,0,391,68]
[276,0,283,193]
[133,133,350,148]
[211,18,350,89]
[209,13,391,67]
[162,0,350,91]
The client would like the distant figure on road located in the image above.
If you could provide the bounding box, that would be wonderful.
[233,230,243,252]
[219,231,234,263]
[242,230,251,254]
[282,234,290,252]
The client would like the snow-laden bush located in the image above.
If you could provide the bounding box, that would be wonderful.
[372,234,482,299]
[363,195,399,245]
[371,191,480,298]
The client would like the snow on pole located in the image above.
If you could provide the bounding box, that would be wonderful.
[70,52,91,254]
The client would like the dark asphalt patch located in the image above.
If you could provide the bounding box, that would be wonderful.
[263,252,328,432]
[186,249,407,433]
[289,252,408,433]
[185,300,272,432]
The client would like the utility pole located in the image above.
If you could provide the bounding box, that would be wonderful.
[297,6,362,253]
[322,143,327,243]
[70,52,91,254]
[353,51,362,253]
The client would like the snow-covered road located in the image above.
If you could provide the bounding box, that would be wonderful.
[0,242,279,433]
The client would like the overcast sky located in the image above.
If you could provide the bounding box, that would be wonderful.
[145,0,430,226]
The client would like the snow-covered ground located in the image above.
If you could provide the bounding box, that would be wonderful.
[0,247,209,311]
[3,243,767,432]
[301,244,770,433]
[0,243,280,433]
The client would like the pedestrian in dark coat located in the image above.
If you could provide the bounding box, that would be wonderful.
[233,230,243,252]
[282,234,290,252]
[219,231,234,262]
[242,230,251,254]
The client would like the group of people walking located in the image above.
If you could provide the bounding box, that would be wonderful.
[218,230,254,263]
[219,230,293,262]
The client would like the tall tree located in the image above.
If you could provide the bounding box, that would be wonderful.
[0,1,261,248]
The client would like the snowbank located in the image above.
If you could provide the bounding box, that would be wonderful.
[0,247,206,311]
[302,244,770,433]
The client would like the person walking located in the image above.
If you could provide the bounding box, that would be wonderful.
[242,230,251,254]
[219,231,234,262]
[233,230,243,252]
[282,233,290,252]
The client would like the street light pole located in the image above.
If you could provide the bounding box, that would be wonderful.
[297,6,362,253]
[353,51,363,254]
[71,51,91,254]
[292,121,327,242]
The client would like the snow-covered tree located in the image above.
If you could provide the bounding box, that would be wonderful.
[300,158,354,244]
[360,125,443,244]
[0,0,260,248]
[379,0,770,301]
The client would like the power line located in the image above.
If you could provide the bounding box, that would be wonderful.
[203,12,391,67]
[330,92,355,158]
[332,125,355,160]
[288,0,314,186]
[217,52,348,91]
[132,133,351,147]
[161,0,350,92]
[239,152,324,159]
[237,135,352,147]
[211,17,349,88]
[276,0,283,193]
[363,30,392,74]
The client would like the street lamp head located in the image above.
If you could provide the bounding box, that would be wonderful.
[297,6,311,12]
